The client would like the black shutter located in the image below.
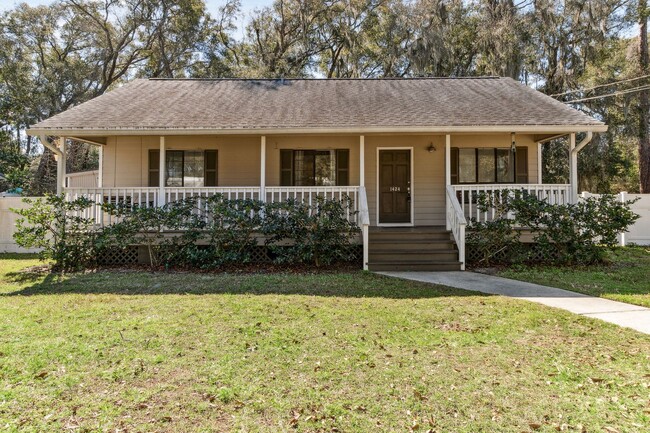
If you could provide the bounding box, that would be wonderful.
[149,149,159,187]
[204,150,218,186]
[280,149,293,186]
[516,146,528,183]
[336,149,349,186]
[450,148,459,185]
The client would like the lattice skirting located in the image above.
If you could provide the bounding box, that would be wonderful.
[97,244,363,267]
[97,246,139,266]
[466,243,561,265]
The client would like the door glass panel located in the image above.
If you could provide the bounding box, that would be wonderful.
[496,148,515,183]
[458,149,476,183]
[478,148,495,183]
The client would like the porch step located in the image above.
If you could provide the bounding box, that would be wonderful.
[369,250,459,261]
[368,261,463,272]
[367,226,461,272]
[369,227,453,242]
[369,239,456,251]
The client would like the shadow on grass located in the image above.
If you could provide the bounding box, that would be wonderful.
[2,268,487,299]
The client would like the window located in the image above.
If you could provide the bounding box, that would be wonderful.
[458,149,477,183]
[280,149,349,186]
[149,149,218,187]
[451,147,527,184]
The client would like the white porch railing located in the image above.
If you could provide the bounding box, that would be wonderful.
[65,170,99,188]
[451,184,571,222]
[446,185,467,270]
[265,186,360,222]
[65,186,362,226]
[65,187,159,226]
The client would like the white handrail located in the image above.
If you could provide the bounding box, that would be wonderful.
[357,186,370,270]
[446,185,467,270]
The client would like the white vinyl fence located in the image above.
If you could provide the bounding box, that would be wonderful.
[0,197,40,253]
[581,192,650,246]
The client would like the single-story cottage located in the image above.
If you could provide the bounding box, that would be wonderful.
[28,77,606,270]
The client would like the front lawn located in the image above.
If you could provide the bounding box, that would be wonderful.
[498,246,650,308]
[1,255,649,432]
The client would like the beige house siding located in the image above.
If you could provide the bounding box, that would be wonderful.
[100,133,540,226]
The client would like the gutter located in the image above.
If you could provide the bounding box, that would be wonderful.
[27,124,609,137]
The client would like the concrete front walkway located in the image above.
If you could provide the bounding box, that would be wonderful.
[379,271,650,335]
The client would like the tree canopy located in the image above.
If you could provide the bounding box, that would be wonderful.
[0,0,647,193]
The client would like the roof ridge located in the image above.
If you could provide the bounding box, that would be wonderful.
[147,76,502,81]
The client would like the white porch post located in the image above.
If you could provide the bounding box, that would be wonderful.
[445,134,451,230]
[359,135,365,187]
[260,136,266,201]
[58,137,66,195]
[537,141,543,184]
[158,136,166,206]
[359,135,368,270]
[97,144,103,188]
[569,133,577,203]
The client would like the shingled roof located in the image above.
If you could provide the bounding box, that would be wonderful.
[29,77,605,135]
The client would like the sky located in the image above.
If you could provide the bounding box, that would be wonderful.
[0,0,274,33]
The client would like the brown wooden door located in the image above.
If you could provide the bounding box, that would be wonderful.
[379,150,411,224]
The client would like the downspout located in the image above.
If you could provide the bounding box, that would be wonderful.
[570,131,593,202]
[39,134,64,194]
[572,131,593,155]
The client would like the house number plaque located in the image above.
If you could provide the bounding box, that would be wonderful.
[389,186,401,192]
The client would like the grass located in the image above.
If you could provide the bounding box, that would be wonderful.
[0,255,649,433]
[497,246,650,308]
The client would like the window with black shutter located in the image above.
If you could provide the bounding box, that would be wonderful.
[148,149,218,187]
[449,147,528,184]
[280,149,349,186]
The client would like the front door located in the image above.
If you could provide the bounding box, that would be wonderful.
[378,149,411,224]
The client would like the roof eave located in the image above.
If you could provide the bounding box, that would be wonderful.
[27,124,608,137]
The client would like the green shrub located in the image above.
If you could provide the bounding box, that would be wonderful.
[12,194,97,271]
[197,194,265,267]
[99,197,205,269]
[468,191,639,266]
[263,195,360,267]
[13,193,361,271]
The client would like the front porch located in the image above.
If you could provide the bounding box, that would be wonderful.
[55,132,582,271]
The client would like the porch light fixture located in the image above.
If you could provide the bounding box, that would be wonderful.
[511,132,516,154]
[427,143,436,153]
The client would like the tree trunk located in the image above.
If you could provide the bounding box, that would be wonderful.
[639,0,650,192]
